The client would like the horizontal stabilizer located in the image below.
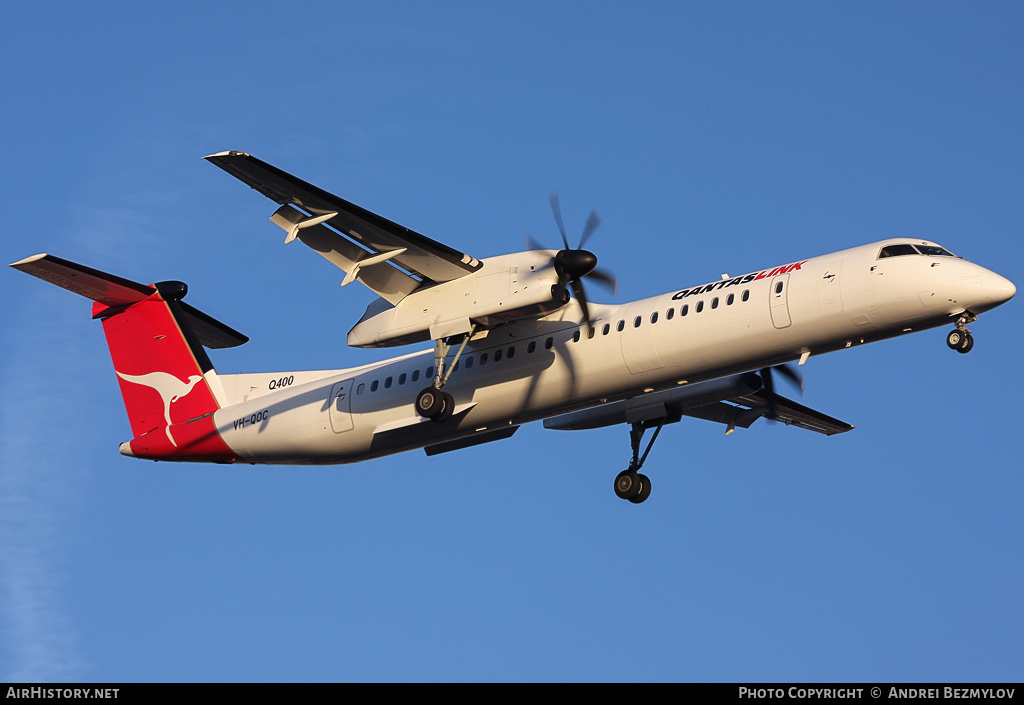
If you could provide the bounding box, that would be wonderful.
[10,254,248,349]
[11,252,153,306]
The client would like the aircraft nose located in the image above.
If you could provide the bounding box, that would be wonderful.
[984,272,1016,305]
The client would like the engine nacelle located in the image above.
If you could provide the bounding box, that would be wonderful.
[347,251,568,347]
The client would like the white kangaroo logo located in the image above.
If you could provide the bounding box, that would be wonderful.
[116,371,204,447]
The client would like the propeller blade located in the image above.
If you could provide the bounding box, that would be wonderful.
[760,363,806,422]
[525,233,547,252]
[587,266,618,295]
[775,362,805,393]
[570,279,592,332]
[760,367,779,420]
[579,210,602,248]
[549,191,570,249]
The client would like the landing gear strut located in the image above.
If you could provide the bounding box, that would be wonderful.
[946,314,976,354]
[415,325,476,423]
[614,421,662,504]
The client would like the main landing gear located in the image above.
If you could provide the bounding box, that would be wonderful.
[415,326,476,423]
[416,387,454,423]
[946,314,977,354]
[614,421,663,504]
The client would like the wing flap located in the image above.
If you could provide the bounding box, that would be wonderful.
[543,373,853,436]
[544,374,763,431]
[204,151,482,285]
[270,204,419,304]
[728,391,854,436]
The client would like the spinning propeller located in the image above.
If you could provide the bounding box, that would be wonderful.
[759,363,805,420]
[528,191,617,330]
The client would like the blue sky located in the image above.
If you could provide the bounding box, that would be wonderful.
[1,2,1021,682]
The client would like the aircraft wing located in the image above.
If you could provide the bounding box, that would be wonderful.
[683,390,853,436]
[204,151,483,301]
[543,373,853,436]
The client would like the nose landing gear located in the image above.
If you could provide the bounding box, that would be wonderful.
[946,314,976,354]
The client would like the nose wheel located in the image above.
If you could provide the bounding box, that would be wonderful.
[947,314,976,354]
[946,329,974,353]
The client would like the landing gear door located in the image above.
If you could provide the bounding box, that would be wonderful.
[329,379,354,433]
[770,274,792,329]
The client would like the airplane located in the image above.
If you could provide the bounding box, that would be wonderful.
[11,151,1016,504]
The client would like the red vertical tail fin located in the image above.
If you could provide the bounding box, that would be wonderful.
[11,254,247,462]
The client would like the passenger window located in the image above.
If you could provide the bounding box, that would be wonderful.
[634,316,642,328]
[527,341,536,353]
[465,357,473,368]
[426,366,434,378]
[666,308,674,320]
[711,297,719,309]
[480,353,488,365]
[384,376,392,389]
[399,373,407,385]
[587,327,595,339]
[494,349,503,362]
[727,293,734,305]
[370,380,379,392]
[573,330,581,343]
[412,369,420,382]
[696,301,704,313]
[602,323,610,335]
[617,320,625,332]
[507,346,516,358]
[681,304,688,316]
[356,383,365,395]
[545,338,554,350]
[650,311,659,324]
[742,290,750,302]
[775,282,784,294]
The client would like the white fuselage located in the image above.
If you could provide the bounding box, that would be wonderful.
[195,240,1014,464]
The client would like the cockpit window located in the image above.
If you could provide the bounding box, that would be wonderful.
[916,245,955,257]
[878,244,919,258]
[878,243,957,259]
